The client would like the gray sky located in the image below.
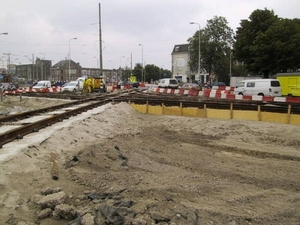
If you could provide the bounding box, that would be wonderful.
[0,0,299,71]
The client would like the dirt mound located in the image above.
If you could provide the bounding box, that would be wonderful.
[1,99,300,224]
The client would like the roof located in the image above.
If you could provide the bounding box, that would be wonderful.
[53,60,81,68]
[239,79,279,82]
[172,44,189,54]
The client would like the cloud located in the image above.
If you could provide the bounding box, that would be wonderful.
[0,0,299,71]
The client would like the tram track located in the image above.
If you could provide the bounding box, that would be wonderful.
[115,92,300,114]
[1,89,300,148]
[0,91,128,147]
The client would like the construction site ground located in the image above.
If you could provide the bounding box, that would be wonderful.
[0,96,300,225]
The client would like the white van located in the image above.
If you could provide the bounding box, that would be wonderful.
[234,79,281,97]
[158,78,179,89]
[32,80,51,89]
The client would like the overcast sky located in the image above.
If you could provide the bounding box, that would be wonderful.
[0,0,299,71]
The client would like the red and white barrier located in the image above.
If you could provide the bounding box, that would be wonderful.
[2,86,62,95]
[149,86,300,103]
[3,85,300,103]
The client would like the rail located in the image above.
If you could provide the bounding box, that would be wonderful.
[0,94,120,147]
[1,90,300,147]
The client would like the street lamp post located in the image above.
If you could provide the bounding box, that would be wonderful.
[0,56,5,68]
[11,58,18,64]
[39,53,45,80]
[24,54,35,81]
[68,37,77,81]
[3,53,11,72]
[160,65,164,79]
[229,46,232,76]
[8,58,18,75]
[117,56,124,85]
[139,44,144,83]
[190,22,201,83]
[94,56,99,75]
[109,60,114,83]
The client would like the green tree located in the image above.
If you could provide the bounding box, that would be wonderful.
[132,64,172,83]
[122,67,132,82]
[253,18,300,73]
[133,64,143,82]
[188,16,234,84]
[231,64,249,77]
[234,8,279,77]
[161,69,172,79]
[144,64,160,82]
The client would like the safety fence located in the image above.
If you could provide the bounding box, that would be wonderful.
[1,86,62,95]
[150,86,300,103]
[1,83,148,95]
[2,85,300,104]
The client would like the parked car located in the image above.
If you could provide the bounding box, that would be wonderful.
[212,81,226,87]
[123,81,139,88]
[158,78,179,89]
[204,81,226,89]
[181,83,201,91]
[54,81,67,87]
[61,81,81,92]
[131,82,140,88]
[62,82,69,87]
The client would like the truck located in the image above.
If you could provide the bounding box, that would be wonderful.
[276,72,300,97]
[78,76,106,93]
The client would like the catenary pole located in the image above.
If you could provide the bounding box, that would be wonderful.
[99,3,103,77]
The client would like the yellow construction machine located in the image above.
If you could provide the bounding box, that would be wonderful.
[83,76,106,93]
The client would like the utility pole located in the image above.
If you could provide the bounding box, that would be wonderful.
[39,53,45,80]
[99,3,103,78]
[130,53,132,76]
[68,37,77,81]
[190,22,201,83]
[3,53,11,71]
[24,54,35,81]
[32,54,35,81]
[139,44,143,82]
[229,46,232,76]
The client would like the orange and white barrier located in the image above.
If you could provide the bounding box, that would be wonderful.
[150,86,300,103]
[2,86,62,95]
[4,85,300,104]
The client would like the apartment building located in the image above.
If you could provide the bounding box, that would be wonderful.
[171,43,209,84]
[171,44,191,83]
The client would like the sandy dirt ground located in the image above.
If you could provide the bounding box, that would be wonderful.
[0,96,300,225]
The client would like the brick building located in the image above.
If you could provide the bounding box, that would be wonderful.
[15,59,115,83]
